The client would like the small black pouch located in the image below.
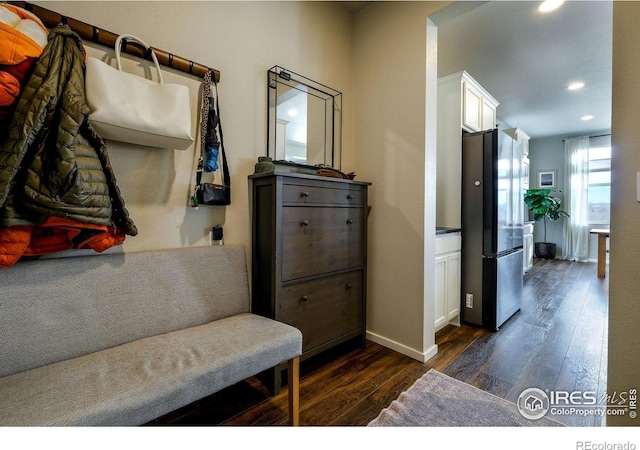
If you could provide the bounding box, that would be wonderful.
[196,182,230,206]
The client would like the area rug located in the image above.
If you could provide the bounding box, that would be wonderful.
[368,369,562,427]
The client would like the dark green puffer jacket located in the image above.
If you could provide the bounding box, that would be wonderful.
[0,26,137,236]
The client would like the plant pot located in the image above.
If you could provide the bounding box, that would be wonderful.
[535,242,556,259]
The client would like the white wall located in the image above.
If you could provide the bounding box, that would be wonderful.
[40,1,354,258]
[352,1,449,361]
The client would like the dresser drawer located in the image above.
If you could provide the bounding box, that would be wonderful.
[282,206,364,281]
[278,272,363,354]
[282,183,364,206]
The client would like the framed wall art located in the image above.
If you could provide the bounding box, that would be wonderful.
[537,169,557,189]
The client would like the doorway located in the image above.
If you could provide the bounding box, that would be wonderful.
[426,1,612,426]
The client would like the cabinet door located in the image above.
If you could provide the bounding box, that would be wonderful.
[522,138,529,156]
[282,206,364,281]
[434,255,447,330]
[462,81,482,132]
[446,251,461,321]
[282,183,364,206]
[481,98,497,131]
[278,271,363,354]
[523,233,534,272]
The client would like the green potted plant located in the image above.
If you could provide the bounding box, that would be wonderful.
[524,189,569,259]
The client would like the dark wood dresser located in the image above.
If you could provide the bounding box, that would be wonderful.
[249,172,370,391]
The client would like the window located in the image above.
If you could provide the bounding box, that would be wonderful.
[588,146,611,224]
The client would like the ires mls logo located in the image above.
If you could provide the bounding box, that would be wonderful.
[517,388,550,420]
[518,387,638,420]
[607,389,637,418]
[549,390,597,405]
[517,388,598,420]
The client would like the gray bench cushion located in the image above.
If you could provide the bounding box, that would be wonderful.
[0,313,302,426]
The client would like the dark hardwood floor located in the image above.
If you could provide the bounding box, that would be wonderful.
[442,258,609,426]
[151,258,608,427]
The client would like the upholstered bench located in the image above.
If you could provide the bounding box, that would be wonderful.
[0,246,302,426]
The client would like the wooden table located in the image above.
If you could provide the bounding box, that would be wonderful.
[590,229,610,278]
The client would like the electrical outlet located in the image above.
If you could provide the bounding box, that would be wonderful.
[211,225,223,245]
[465,293,474,308]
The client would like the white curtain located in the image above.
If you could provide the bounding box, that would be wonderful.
[562,136,590,261]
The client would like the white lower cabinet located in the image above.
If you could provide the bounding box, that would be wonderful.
[435,232,462,331]
[523,222,534,273]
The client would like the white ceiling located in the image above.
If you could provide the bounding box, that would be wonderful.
[434,1,613,139]
[339,1,612,139]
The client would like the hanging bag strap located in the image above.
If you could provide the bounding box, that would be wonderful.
[194,70,212,190]
[212,75,230,189]
[114,35,163,83]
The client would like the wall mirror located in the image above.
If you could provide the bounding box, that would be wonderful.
[267,66,342,170]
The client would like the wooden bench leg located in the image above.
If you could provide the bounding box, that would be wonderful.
[288,356,300,426]
[597,234,607,278]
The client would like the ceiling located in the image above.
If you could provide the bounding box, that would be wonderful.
[434,1,613,139]
[340,1,612,140]
[340,2,373,13]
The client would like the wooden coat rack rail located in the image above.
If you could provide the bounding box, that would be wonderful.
[8,1,220,82]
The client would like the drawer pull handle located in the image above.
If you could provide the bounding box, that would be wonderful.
[301,220,309,226]
[346,219,353,225]
[346,194,354,200]
[301,295,308,302]
[301,191,310,198]
[346,283,353,290]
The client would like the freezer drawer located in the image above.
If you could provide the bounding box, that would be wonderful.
[461,249,523,331]
[485,249,523,330]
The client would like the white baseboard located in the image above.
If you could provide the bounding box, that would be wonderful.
[587,258,609,264]
[543,258,607,264]
[366,330,439,363]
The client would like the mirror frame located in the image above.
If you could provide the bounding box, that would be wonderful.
[267,66,342,170]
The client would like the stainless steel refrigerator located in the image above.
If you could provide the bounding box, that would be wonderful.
[461,129,524,331]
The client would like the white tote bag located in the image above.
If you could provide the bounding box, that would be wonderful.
[85,35,194,149]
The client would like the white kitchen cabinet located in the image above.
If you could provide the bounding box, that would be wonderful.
[437,71,499,228]
[504,127,531,157]
[459,72,499,133]
[505,128,532,267]
[523,222,534,273]
[462,80,482,131]
[482,97,497,133]
[435,232,462,331]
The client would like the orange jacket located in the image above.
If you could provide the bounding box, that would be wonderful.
[0,4,48,65]
[0,4,48,132]
[0,217,126,269]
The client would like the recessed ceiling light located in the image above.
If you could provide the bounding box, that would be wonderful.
[581,115,594,121]
[287,108,299,117]
[539,0,565,13]
[568,82,585,91]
